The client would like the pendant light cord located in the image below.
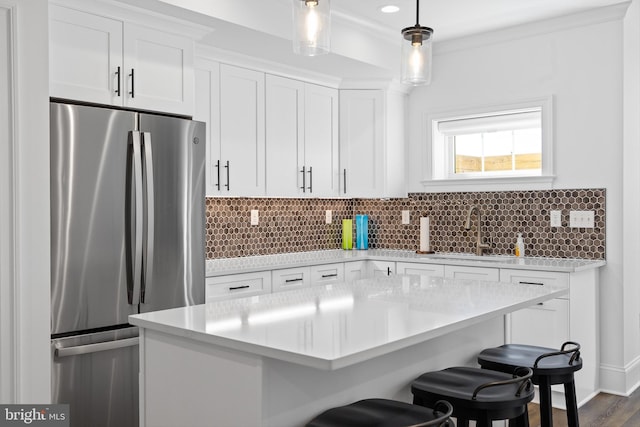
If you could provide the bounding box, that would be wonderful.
[415,0,420,26]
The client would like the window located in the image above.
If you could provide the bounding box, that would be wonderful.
[429,99,553,183]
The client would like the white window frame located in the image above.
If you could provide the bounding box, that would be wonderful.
[423,96,554,188]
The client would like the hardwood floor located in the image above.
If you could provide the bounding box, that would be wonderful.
[526,388,640,426]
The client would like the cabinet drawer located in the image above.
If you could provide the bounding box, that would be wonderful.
[397,262,444,277]
[206,272,271,302]
[272,267,310,291]
[500,269,569,298]
[444,265,499,281]
[310,263,345,286]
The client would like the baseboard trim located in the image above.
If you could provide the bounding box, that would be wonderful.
[600,356,640,396]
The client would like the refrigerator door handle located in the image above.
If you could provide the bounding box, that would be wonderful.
[141,132,155,303]
[54,337,139,358]
[128,131,144,306]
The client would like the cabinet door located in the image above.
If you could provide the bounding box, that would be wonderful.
[194,59,221,196]
[344,261,367,281]
[444,265,499,281]
[123,24,194,116]
[310,263,345,286]
[272,267,310,292]
[206,271,271,302]
[367,260,396,277]
[304,84,339,197]
[507,299,569,347]
[265,75,305,196]
[219,64,266,196]
[397,262,444,277]
[339,90,384,197]
[49,5,123,105]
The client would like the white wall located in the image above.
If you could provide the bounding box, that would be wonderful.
[0,0,50,403]
[407,4,639,395]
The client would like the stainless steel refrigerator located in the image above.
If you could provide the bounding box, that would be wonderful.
[49,101,206,427]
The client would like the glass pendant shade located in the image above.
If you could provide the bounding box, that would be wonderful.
[292,0,331,56]
[401,25,433,85]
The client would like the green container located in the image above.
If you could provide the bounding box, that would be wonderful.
[342,219,353,250]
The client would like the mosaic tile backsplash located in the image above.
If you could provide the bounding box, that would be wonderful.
[205,189,606,260]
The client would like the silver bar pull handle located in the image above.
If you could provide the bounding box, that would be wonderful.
[308,166,312,193]
[141,132,155,304]
[300,166,306,192]
[224,160,230,191]
[128,131,143,306]
[115,66,121,96]
[215,160,221,191]
[129,68,135,98]
[55,337,139,358]
[343,169,347,194]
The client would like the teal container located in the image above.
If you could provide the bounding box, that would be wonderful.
[355,214,368,250]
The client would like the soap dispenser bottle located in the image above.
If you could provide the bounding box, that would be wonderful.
[515,233,525,257]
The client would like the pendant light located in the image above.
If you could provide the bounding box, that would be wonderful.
[292,0,331,56]
[401,0,434,85]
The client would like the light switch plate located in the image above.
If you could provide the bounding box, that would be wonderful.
[569,210,594,228]
[325,210,332,224]
[401,210,410,225]
[550,210,562,227]
[250,209,259,226]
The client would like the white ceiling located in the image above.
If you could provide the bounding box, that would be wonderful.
[331,0,625,42]
[131,0,628,81]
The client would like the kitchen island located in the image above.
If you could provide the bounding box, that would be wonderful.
[130,274,568,427]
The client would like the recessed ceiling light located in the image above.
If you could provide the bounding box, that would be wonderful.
[380,5,400,14]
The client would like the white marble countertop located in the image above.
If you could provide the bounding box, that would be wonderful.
[130,274,568,370]
[205,249,605,277]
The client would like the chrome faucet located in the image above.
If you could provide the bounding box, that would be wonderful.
[464,205,491,256]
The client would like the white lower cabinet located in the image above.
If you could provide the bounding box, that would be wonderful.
[272,267,310,292]
[310,263,345,286]
[205,271,271,303]
[344,261,368,282]
[367,260,396,277]
[396,262,444,277]
[444,265,499,281]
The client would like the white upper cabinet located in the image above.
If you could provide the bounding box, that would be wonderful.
[339,89,406,198]
[266,75,338,197]
[49,4,194,116]
[50,6,123,106]
[195,60,266,197]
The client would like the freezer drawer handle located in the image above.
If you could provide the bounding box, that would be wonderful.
[55,337,139,358]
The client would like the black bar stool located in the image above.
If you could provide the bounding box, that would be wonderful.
[306,398,453,427]
[411,366,534,427]
[477,341,582,427]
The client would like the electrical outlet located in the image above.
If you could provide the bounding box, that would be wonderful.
[569,211,594,228]
[401,210,410,225]
[550,210,562,227]
[325,210,332,224]
[250,209,259,226]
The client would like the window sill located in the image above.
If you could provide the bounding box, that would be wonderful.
[420,175,556,192]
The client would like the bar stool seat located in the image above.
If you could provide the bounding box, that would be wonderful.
[411,366,534,427]
[306,398,453,427]
[477,341,582,427]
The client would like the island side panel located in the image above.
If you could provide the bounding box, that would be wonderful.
[262,316,505,427]
[139,329,263,427]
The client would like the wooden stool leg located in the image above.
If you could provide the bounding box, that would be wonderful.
[564,378,580,427]
[538,377,554,427]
